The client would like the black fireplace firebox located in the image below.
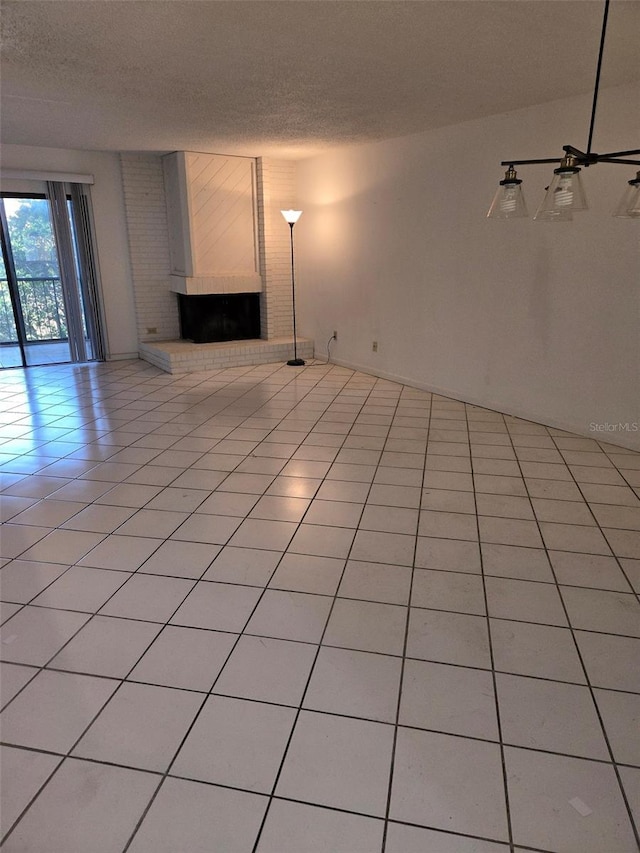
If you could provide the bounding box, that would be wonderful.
[177,293,261,344]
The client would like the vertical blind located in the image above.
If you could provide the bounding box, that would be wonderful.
[46,180,105,362]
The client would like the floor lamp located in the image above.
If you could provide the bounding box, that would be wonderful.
[281,209,305,366]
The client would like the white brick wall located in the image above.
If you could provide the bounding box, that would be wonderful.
[120,153,179,343]
[121,152,297,348]
[256,158,297,340]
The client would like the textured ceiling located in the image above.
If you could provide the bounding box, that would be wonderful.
[1,0,639,158]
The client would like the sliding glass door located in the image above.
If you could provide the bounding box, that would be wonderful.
[0,247,23,368]
[0,184,105,369]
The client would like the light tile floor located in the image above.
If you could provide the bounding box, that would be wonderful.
[0,358,639,853]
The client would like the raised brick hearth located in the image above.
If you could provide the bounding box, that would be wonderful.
[139,336,313,374]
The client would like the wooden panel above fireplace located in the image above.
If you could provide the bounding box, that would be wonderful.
[163,152,262,295]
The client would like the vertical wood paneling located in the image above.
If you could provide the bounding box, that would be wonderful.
[185,153,258,276]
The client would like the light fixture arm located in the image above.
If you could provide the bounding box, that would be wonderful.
[586,0,610,155]
[490,0,640,220]
[500,145,640,170]
[597,157,640,166]
[499,0,627,167]
[602,149,640,159]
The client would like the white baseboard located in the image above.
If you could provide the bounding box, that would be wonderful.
[328,357,640,453]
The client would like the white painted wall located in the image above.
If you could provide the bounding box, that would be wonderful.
[0,144,138,358]
[296,82,640,449]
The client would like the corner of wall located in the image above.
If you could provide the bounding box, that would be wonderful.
[119,153,179,345]
[256,157,297,340]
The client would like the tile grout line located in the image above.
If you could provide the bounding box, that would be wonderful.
[121,368,388,851]
[5,606,640,700]
[247,376,401,853]
[467,405,516,852]
[549,436,640,607]
[380,388,431,853]
[506,420,640,850]
[0,536,219,847]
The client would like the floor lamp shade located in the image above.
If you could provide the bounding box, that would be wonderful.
[281,209,302,225]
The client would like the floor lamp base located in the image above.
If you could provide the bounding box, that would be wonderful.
[287,358,306,366]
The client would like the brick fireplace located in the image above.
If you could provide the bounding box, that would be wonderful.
[120,153,313,373]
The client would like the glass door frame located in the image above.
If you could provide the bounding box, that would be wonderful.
[0,200,28,366]
[0,186,104,369]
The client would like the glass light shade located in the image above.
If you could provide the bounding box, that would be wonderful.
[534,191,573,222]
[613,173,640,219]
[538,167,587,214]
[487,179,528,219]
[281,209,302,224]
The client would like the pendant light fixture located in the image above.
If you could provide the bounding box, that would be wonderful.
[487,0,640,221]
[487,166,528,219]
[613,172,640,219]
[536,155,588,215]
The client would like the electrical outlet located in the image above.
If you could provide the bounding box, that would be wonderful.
[333,330,338,340]
[372,341,378,352]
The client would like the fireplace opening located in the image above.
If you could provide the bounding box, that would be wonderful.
[177,293,261,344]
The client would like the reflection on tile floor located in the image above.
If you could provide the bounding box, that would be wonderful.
[0,358,639,852]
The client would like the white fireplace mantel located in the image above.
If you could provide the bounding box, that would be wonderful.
[169,274,262,296]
